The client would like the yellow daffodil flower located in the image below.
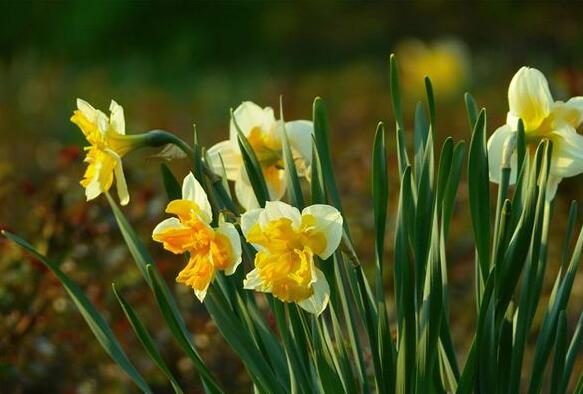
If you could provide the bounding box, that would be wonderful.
[207,101,313,210]
[240,201,343,315]
[152,173,242,301]
[71,99,144,205]
[396,39,469,102]
[488,67,583,199]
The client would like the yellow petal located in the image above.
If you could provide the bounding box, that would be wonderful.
[152,221,198,254]
[176,253,215,301]
[80,148,116,201]
[508,67,553,131]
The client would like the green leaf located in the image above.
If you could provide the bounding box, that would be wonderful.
[394,167,416,394]
[204,286,285,393]
[389,53,405,132]
[313,97,343,215]
[456,267,497,394]
[550,310,567,394]
[112,284,183,393]
[528,223,583,394]
[146,265,223,394]
[2,231,152,394]
[372,122,388,294]
[464,93,478,131]
[415,212,443,393]
[232,109,269,207]
[467,109,490,282]
[561,311,583,393]
[160,163,182,201]
[414,102,429,183]
[562,201,578,271]
[442,141,466,240]
[280,98,305,209]
[425,76,436,131]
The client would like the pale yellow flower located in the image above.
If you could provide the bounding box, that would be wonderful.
[207,101,313,210]
[241,201,343,315]
[71,99,142,205]
[488,67,583,199]
[152,173,242,301]
[396,39,469,101]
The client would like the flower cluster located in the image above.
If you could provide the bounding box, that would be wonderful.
[71,99,341,314]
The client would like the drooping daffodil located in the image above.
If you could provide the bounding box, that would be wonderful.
[207,101,313,210]
[241,201,343,315]
[488,67,583,199]
[152,173,242,301]
[71,99,146,205]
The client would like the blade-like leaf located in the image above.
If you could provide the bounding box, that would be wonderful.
[2,231,152,393]
[112,284,183,393]
[467,109,490,282]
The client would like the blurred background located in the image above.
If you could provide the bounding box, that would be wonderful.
[1,2,582,393]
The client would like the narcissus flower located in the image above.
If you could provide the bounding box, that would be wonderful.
[207,101,313,210]
[71,99,145,205]
[488,67,583,199]
[152,173,242,301]
[241,201,343,315]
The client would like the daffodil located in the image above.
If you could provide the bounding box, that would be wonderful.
[152,173,242,301]
[71,99,145,205]
[207,101,313,210]
[240,201,342,315]
[396,39,469,102]
[488,67,583,199]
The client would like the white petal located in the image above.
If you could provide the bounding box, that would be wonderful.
[552,97,583,129]
[112,156,130,206]
[109,100,125,135]
[207,140,241,180]
[487,124,518,185]
[545,175,561,201]
[194,283,210,302]
[261,201,302,229]
[243,268,269,292]
[240,208,263,238]
[508,67,553,131]
[77,98,98,121]
[301,204,343,259]
[285,120,313,168]
[229,101,273,142]
[266,169,287,201]
[297,269,330,315]
[152,217,184,236]
[182,172,212,223]
[216,222,242,276]
[234,171,260,211]
[549,124,583,179]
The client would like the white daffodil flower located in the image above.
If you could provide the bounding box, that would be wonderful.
[207,101,313,210]
[488,67,583,199]
[240,201,343,315]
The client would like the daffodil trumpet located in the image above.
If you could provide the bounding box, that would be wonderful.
[152,172,242,301]
[488,67,583,199]
[241,201,343,315]
[207,101,313,211]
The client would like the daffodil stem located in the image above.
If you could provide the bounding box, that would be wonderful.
[145,129,238,214]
